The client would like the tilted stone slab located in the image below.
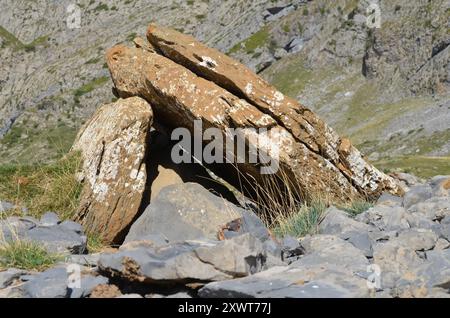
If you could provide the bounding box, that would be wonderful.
[146,24,403,200]
[106,44,372,202]
[72,97,153,243]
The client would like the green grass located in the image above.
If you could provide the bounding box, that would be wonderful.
[0,240,61,271]
[272,200,327,238]
[0,122,78,164]
[375,156,450,179]
[339,200,373,216]
[0,25,48,51]
[0,152,83,220]
[0,25,24,49]
[73,76,109,99]
[228,26,271,54]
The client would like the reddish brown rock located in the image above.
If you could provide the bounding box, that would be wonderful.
[146,24,403,199]
[105,30,402,202]
[72,97,153,243]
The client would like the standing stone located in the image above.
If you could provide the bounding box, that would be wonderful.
[72,97,153,243]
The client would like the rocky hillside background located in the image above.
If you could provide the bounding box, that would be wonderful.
[0,0,449,177]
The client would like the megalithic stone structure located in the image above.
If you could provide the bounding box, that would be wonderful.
[105,24,403,204]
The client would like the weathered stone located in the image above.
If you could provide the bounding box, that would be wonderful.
[26,225,87,255]
[435,238,450,250]
[99,234,266,283]
[198,264,370,298]
[39,212,60,227]
[0,269,27,289]
[70,274,109,298]
[298,235,369,274]
[377,192,403,207]
[356,206,410,231]
[407,197,450,221]
[125,182,271,244]
[396,229,438,251]
[72,97,153,243]
[0,217,37,241]
[146,24,403,201]
[403,185,433,209]
[319,207,376,256]
[106,35,402,204]
[429,176,450,197]
[372,241,425,289]
[22,267,70,298]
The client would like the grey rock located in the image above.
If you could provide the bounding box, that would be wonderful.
[299,235,369,273]
[59,220,83,234]
[418,249,450,289]
[439,223,450,241]
[26,225,87,254]
[199,264,370,298]
[0,269,27,289]
[434,238,450,250]
[0,201,15,212]
[125,183,267,244]
[70,275,109,298]
[377,192,403,207]
[396,229,438,251]
[403,185,433,209]
[99,234,266,283]
[320,207,371,235]
[356,206,410,231]
[65,254,102,267]
[408,197,450,221]
[0,217,37,241]
[280,236,304,264]
[39,212,60,227]
[429,176,450,197]
[372,241,425,289]
[22,267,70,298]
[346,231,373,258]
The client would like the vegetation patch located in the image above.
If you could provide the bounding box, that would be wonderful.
[0,152,83,220]
[0,240,61,271]
[73,76,109,100]
[375,156,450,179]
[228,26,271,55]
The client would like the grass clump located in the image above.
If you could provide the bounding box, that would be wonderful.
[272,199,327,238]
[0,240,61,271]
[0,152,83,220]
[339,200,373,216]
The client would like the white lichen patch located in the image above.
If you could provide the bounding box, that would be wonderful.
[245,83,253,95]
[199,56,217,69]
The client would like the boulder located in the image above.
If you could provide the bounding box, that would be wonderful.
[99,234,266,284]
[106,25,403,204]
[407,197,450,221]
[124,182,270,244]
[72,97,153,243]
[198,264,370,298]
[299,235,369,273]
[403,185,433,209]
[146,24,400,200]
